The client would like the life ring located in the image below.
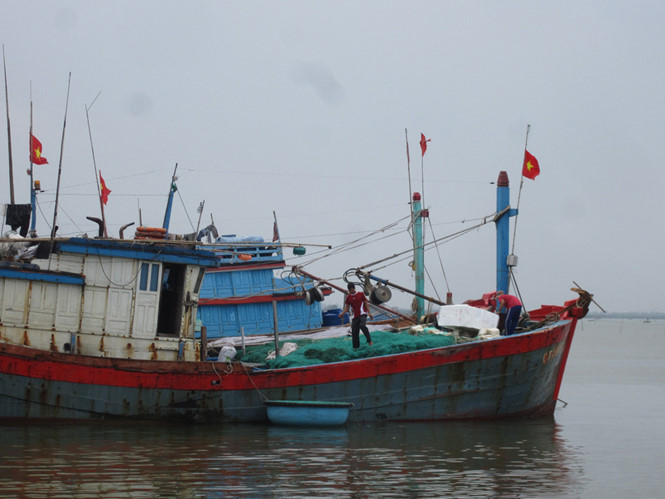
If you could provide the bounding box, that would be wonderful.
[238,253,252,261]
[135,226,167,240]
[136,226,167,234]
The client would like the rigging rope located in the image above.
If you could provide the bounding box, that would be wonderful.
[282,210,498,296]
[510,270,526,315]
[425,265,443,302]
[176,188,196,232]
[358,215,495,272]
[426,217,451,294]
[297,214,411,267]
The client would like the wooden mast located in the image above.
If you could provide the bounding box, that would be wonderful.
[2,45,14,204]
[48,73,72,253]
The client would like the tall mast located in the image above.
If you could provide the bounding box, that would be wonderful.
[49,73,72,244]
[412,192,425,318]
[3,45,14,204]
[29,96,36,235]
[495,171,518,294]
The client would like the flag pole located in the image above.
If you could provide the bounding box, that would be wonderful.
[420,145,425,211]
[405,128,413,203]
[2,45,14,205]
[506,123,531,298]
[420,137,427,262]
[49,73,72,255]
[405,128,417,258]
[29,86,36,236]
[85,91,107,237]
[511,124,529,255]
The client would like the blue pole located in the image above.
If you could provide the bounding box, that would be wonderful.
[495,171,517,294]
[29,187,36,234]
[162,183,175,231]
[29,171,37,235]
[162,163,178,231]
[413,192,425,318]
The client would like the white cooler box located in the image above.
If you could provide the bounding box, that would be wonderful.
[437,304,499,330]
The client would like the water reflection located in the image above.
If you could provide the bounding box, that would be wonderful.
[0,419,583,497]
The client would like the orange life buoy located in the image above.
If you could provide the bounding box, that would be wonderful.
[135,226,167,240]
[136,226,167,234]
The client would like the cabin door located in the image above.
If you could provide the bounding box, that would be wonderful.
[156,263,185,337]
[133,262,162,338]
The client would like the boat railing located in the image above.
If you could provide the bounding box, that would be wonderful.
[206,243,284,264]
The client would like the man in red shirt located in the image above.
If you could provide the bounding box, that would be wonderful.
[496,292,523,335]
[339,283,374,349]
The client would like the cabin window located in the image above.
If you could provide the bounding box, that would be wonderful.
[150,263,160,291]
[139,263,149,290]
[139,263,161,292]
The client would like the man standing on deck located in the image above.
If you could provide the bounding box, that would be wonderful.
[339,283,374,349]
[496,292,522,335]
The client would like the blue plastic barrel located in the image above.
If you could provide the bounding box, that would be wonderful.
[322,309,348,326]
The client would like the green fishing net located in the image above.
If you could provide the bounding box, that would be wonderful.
[236,328,457,369]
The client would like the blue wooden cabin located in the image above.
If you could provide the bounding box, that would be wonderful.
[196,236,326,339]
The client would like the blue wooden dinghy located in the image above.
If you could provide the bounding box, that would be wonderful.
[264,400,354,426]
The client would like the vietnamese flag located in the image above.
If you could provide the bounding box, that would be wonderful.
[100,171,111,205]
[522,149,540,180]
[420,133,431,157]
[30,134,48,165]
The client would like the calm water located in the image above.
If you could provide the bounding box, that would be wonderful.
[0,319,663,498]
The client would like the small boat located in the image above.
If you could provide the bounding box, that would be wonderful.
[264,400,354,426]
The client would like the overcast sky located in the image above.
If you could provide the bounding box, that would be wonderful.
[1,1,663,313]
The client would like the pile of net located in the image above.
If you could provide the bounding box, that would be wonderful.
[236,328,457,369]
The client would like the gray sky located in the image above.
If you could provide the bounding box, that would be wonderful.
[1,1,663,313]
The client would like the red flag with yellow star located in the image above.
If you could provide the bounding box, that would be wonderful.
[30,134,48,165]
[522,150,540,180]
[100,172,111,205]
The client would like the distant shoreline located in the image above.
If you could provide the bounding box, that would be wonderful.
[585,312,665,320]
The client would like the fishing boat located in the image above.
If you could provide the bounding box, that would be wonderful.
[0,170,591,422]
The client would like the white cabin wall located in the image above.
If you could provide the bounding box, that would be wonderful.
[0,277,82,351]
[80,255,138,336]
[81,285,108,333]
[98,255,136,335]
[55,284,83,332]
[34,253,85,274]
[0,279,29,325]
[27,281,58,329]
